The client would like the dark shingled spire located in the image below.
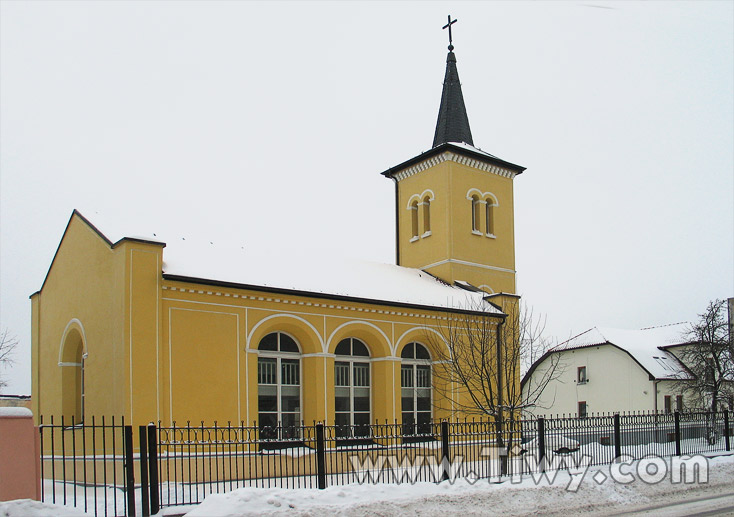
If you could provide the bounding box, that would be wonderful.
[432,50,473,148]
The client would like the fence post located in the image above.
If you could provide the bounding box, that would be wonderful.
[723,411,731,452]
[674,411,681,456]
[315,423,326,489]
[138,426,150,517]
[123,426,136,517]
[147,423,160,514]
[537,417,546,472]
[441,420,450,482]
[613,413,621,462]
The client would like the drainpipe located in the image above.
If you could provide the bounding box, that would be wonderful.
[392,177,400,266]
[496,313,506,432]
[495,311,511,476]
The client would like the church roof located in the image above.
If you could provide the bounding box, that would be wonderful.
[433,50,473,148]
[69,210,502,316]
[381,47,525,178]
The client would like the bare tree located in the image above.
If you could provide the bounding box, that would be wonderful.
[427,300,563,426]
[519,305,556,377]
[672,299,733,416]
[0,328,18,391]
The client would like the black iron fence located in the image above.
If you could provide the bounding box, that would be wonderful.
[38,416,134,517]
[39,410,733,516]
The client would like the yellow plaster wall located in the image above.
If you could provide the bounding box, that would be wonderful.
[31,215,128,423]
[396,156,516,294]
[449,163,516,272]
[397,165,450,271]
[34,210,516,429]
[154,282,498,428]
[125,243,164,426]
[167,308,240,424]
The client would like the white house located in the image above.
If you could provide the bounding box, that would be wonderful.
[521,323,695,416]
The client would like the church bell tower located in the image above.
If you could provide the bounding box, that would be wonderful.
[381,18,525,295]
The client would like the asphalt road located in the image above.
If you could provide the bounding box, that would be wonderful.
[611,492,734,517]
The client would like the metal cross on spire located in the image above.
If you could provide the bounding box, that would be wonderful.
[443,15,457,51]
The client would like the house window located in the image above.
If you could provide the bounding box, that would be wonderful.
[485,201,494,235]
[401,342,432,435]
[577,366,587,384]
[664,395,672,414]
[334,338,371,438]
[258,332,301,439]
[471,196,481,233]
[422,197,431,235]
[410,201,419,239]
[578,401,587,418]
[676,395,684,412]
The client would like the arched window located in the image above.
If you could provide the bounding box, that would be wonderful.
[400,342,431,435]
[471,195,481,233]
[410,200,419,239]
[485,201,494,236]
[258,332,301,439]
[60,328,85,423]
[422,197,431,235]
[334,338,370,438]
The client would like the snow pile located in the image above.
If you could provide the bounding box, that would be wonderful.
[183,454,734,517]
[0,407,33,417]
[4,455,732,516]
[0,499,87,517]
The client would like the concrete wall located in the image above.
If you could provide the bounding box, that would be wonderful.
[0,407,41,501]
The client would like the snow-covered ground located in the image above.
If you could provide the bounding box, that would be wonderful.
[3,453,732,516]
[181,454,734,517]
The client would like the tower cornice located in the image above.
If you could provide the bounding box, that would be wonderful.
[381,142,525,182]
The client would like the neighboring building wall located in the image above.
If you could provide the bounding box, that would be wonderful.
[525,345,690,416]
[0,395,32,409]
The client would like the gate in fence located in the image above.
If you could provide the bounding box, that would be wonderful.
[38,410,733,517]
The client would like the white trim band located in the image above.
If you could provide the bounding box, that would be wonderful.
[421,258,516,274]
[394,152,517,182]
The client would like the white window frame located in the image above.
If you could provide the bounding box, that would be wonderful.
[257,332,302,437]
[334,345,371,432]
[410,201,419,239]
[400,342,432,434]
[485,200,495,237]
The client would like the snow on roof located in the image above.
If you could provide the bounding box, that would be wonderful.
[554,323,693,380]
[76,209,500,314]
[445,141,501,160]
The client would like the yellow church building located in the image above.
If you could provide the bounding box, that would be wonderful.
[30,42,525,434]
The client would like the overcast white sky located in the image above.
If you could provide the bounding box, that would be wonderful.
[1,1,732,395]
